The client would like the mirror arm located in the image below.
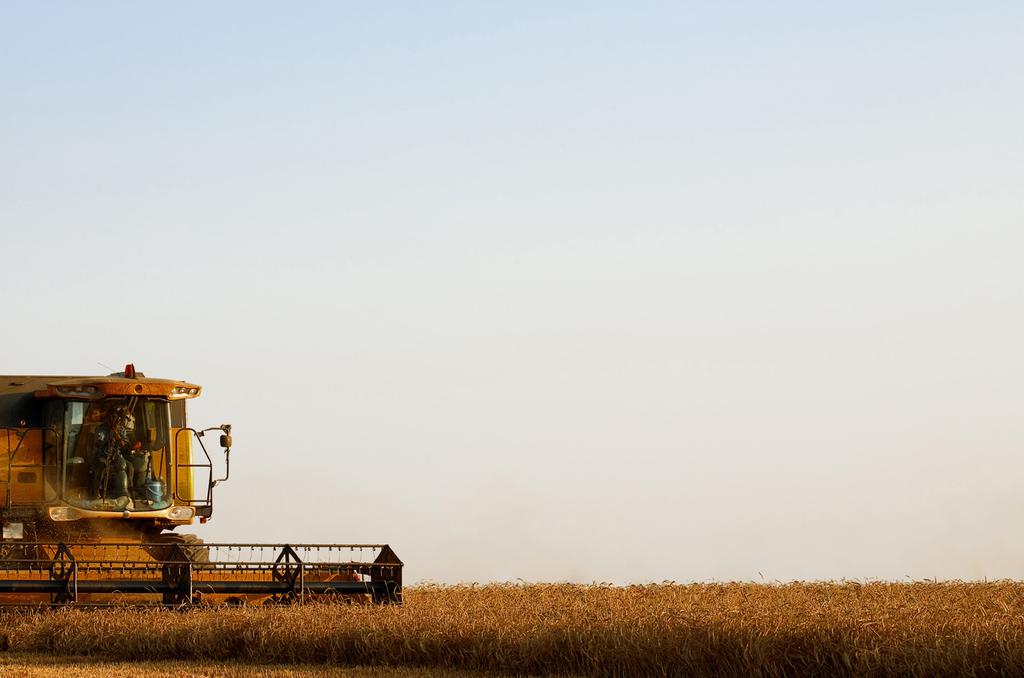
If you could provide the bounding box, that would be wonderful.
[206,425,232,487]
[213,448,231,487]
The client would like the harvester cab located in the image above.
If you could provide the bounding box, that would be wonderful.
[0,365,401,606]
[1,365,227,536]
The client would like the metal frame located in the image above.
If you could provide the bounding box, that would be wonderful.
[50,543,77,605]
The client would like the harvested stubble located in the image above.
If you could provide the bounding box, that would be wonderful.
[0,655,487,678]
[1,582,1023,677]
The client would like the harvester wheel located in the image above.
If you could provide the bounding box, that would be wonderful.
[145,533,210,563]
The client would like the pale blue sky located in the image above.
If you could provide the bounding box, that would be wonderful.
[2,2,1022,582]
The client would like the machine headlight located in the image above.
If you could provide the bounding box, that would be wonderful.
[55,386,98,397]
[49,506,82,522]
[168,506,195,520]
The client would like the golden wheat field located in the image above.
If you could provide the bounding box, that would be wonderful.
[0,583,1022,677]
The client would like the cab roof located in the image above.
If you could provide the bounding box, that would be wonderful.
[0,373,201,399]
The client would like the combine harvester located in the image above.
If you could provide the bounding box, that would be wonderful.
[0,365,401,607]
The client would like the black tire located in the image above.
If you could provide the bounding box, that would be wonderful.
[145,533,210,563]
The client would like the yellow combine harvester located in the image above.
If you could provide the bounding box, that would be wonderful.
[0,365,401,606]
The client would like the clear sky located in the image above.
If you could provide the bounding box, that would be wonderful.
[2,2,1022,583]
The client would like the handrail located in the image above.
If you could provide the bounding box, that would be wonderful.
[172,428,210,507]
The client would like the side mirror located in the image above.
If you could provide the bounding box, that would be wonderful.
[219,424,232,449]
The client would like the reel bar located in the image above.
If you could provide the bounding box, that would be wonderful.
[0,542,403,606]
[0,579,397,596]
